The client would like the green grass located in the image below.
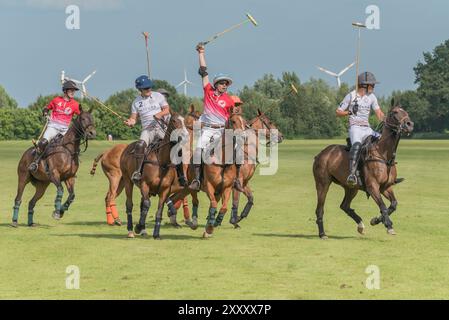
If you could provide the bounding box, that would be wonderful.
[1,140,449,299]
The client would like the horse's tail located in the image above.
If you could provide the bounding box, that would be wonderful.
[90,152,105,176]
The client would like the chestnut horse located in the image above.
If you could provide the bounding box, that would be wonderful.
[167,109,247,238]
[312,103,414,239]
[12,108,96,227]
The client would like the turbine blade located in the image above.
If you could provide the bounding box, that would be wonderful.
[83,70,96,83]
[176,81,186,88]
[317,66,337,77]
[338,62,355,76]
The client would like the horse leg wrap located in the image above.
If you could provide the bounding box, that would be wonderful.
[240,199,254,219]
[153,209,162,238]
[28,211,34,226]
[230,206,238,224]
[215,212,225,227]
[110,203,119,220]
[316,218,325,236]
[387,201,398,215]
[207,207,217,227]
[126,203,133,232]
[106,207,114,225]
[166,199,177,217]
[139,199,150,227]
[380,209,393,229]
[54,187,64,212]
[62,194,75,212]
[12,200,22,222]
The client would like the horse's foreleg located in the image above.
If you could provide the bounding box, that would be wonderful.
[371,187,398,226]
[187,192,199,230]
[237,184,254,222]
[27,182,50,227]
[214,187,232,227]
[50,171,64,220]
[134,183,150,237]
[366,183,395,235]
[203,184,218,238]
[229,189,240,227]
[60,177,75,217]
[340,187,365,235]
[154,188,171,240]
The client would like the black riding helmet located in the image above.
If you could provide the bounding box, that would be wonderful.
[62,80,79,92]
[358,72,379,87]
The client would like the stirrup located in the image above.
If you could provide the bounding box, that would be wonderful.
[131,171,142,183]
[346,174,357,187]
[233,179,245,192]
[188,179,200,191]
[28,162,38,172]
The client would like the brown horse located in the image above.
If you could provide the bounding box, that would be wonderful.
[167,109,247,238]
[227,109,284,228]
[90,143,127,226]
[89,106,201,226]
[120,111,189,239]
[12,108,96,227]
[312,103,414,239]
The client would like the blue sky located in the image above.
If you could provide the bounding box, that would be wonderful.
[1,0,448,107]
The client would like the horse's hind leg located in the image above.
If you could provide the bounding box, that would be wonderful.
[12,173,31,227]
[314,177,331,239]
[60,177,75,218]
[215,187,233,227]
[340,187,365,235]
[229,189,240,228]
[124,177,135,238]
[106,176,124,226]
[27,182,50,226]
[134,182,150,237]
[371,187,397,226]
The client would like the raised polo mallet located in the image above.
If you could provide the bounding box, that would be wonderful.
[290,83,299,95]
[200,13,258,46]
[352,22,367,94]
[142,32,151,78]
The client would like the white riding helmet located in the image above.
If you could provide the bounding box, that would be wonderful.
[213,73,233,87]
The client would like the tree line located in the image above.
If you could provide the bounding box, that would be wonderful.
[1,40,448,140]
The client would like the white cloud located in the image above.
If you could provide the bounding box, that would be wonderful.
[2,0,123,11]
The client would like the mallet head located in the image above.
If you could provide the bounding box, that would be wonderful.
[290,83,299,95]
[352,22,367,28]
[246,13,258,26]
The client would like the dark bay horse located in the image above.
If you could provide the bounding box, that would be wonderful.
[313,104,414,239]
[12,108,96,227]
[120,112,189,239]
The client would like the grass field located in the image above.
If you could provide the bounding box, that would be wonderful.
[1,140,449,299]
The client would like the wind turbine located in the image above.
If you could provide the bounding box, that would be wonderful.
[176,69,196,96]
[61,70,97,98]
[316,62,355,88]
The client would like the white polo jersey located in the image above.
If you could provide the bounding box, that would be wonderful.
[131,92,168,129]
[338,90,380,127]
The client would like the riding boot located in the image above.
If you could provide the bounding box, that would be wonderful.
[28,138,48,172]
[176,164,187,187]
[233,164,245,192]
[131,140,147,184]
[347,142,362,187]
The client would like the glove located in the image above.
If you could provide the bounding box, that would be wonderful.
[42,108,50,119]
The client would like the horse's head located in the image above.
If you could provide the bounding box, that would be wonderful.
[167,110,189,143]
[185,104,201,128]
[249,109,284,145]
[228,106,247,132]
[385,99,414,135]
[77,106,96,139]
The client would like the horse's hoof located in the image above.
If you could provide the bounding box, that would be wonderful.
[11,221,18,228]
[233,223,241,229]
[357,222,366,235]
[153,236,161,240]
[320,235,328,240]
[387,228,397,235]
[134,224,144,235]
[202,231,213,239]
[28,223,38,228]
[127,232,135,238]
[370,217,380,226]
[190,219,199,230]
[171,223,182,229]
[114,219,122,226]
[185,219,193,227]
[140,229,149,237]
[52,211,61,220]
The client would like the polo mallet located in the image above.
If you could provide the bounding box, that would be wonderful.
[200,13,258,46]
[84,92,128,122]
[352,22,367,94]
[32,118,49,147]
[142,32,151,78]
[290,83,299,96]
